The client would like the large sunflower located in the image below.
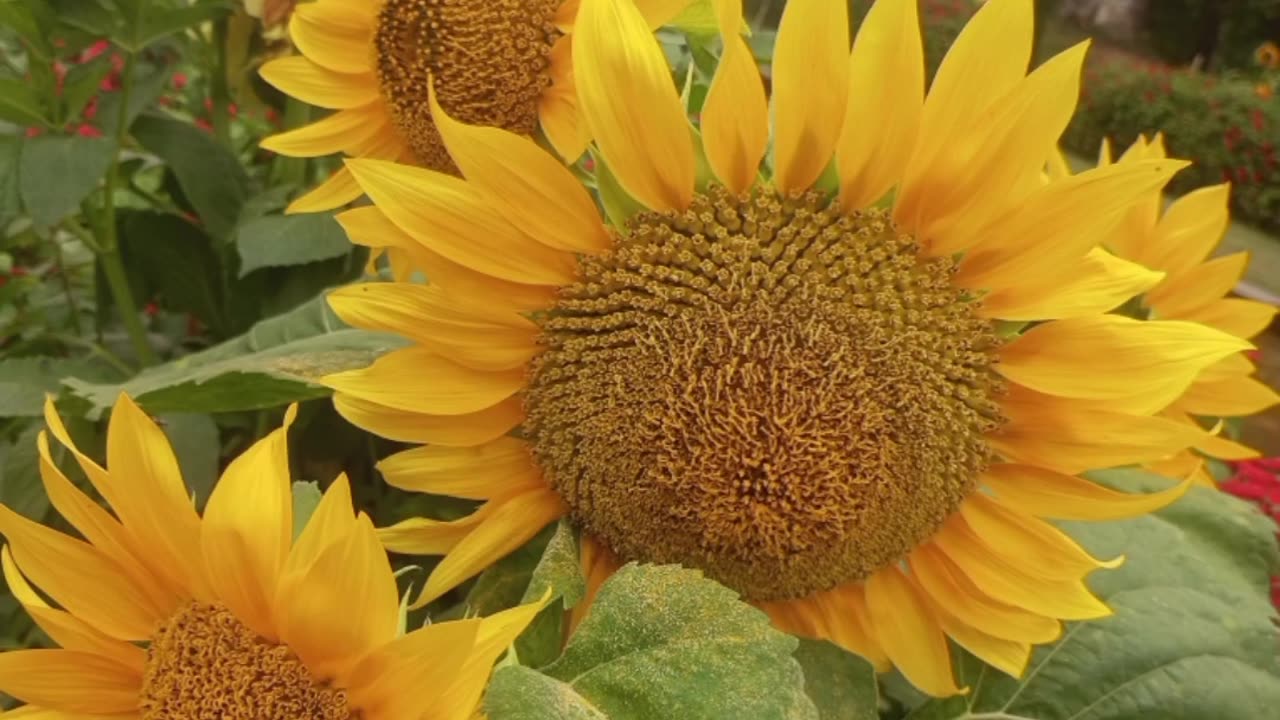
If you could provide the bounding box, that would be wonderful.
[1093,135,1279,484]
[259,0,689,212]
[323,0,1251,695]
[0,395,542,719]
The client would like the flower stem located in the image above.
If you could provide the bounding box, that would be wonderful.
[210,17,233,148]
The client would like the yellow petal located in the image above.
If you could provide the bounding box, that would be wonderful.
[573,0,694,212]
[283,474,357,583]
[699,0,767,194]
[323,347,527,417]
[933,519,1112,620]
[991,385,1206,474]
[1178,372,1280,417]
[770,0,848,194]
[377,437,546,500]
[864,566,962,697]
[935,610,1032,679]
[332,393,523,446]
[909,544,1061,644]
[981,463,1191,521]
[569,534,622,635]
[259,56,378,109]
[345,618,482,719]
[334,207,559,312]
[978,247,1164,321]
[327,283,540,372]
[1188,417,1259,460]
[1143,184,1231,275]
[0,650,139,714]
[1178,298,1277,340]
[431,596,553,720]
[998,315,1251,413]
[633,0,692,28]
[201,406,297,640]
[1145,252,1248,318]
[809,584,891,672]
[412,487,567,608]
[836,0,922,210]
[2,547,147,673]
[345,159,579,285]
[539,35,592,162]
[40,399,114,505]
[277,514,399,681]
[0,507,167,641]
[287,166,365,213]
[376,511,489,557]
[428,83,610,254]
[895,0,1032,231]
[261,105,388,157]
[957,493,1122,579]
[104,394,209,600]
[954,159,1188,288]
[289,1,374,74]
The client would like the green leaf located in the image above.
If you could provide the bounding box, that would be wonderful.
[0,78,47,127]
[157,412,219,507]
[516,520,587,669]
[63,293,408,416]
[119,211,227,335]
[0,356,119,417]
[60,57,113,122]
[0,424,48,521]
[235,212,352,277]
[461,524,556,618]
[291,481,323,540]
[0,1,50,57]
[131,113,249,240]
[904,468,1280,720]
[591,150,645,229]
[18,134,114,228]
[133,3,230,51]
[486,564,818,720]
[793,639,878,720]
[0,135,26,232]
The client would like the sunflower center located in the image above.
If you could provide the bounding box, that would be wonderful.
[139,602,355,720]
[372,0,561,173]
[524,187,1005,601]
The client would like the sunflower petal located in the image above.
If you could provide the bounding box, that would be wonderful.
[345,618,482,719]
[865,566,962,697]
[978,248,1164,321]
[981,463,1191,521]
[1145,252,1248,318]
[0,650,139,714]
[1144,183,1231,275]
[259,56,378,109]
[289,1,374,74]
[836,0,923,210]
[283,474,357,582]
[331,394,523,447]
[935,610,1031,679]
[201,406,297,640]
[770,0,848,193]
[573,0,694,212]
[810,584,891,672]
[701,0,767,195]
[377,437,545,500]
[539,35,592,162]
[957,493,1122,579]
[261,106,387,157]
[324,347,527,417]
[1178,298,1277,340]
[377,512,490,556]
[287,166,365,213]
[1177,372,1280,417]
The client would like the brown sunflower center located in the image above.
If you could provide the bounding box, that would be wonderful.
[372,0,562,173]
[524,187,1005,601]
[139,602,355,720]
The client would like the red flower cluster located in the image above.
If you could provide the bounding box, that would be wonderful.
[1221,456,1280,608]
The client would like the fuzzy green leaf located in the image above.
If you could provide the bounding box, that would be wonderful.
[235,212,352,277]
[131,113,249,240]
[158,413,220,507]
[291,481,323,540]
[486,564,818,720]
[18,135,114,228]
[0,424,48,521]
[794,639,878,720]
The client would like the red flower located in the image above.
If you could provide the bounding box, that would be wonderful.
[81,39,109,62]
[75,123,102,138]
[1252,109,1267,132]
[172,72,188,90]
[25,126,42,138]
[1236,166,1252,183]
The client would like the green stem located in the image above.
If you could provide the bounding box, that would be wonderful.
[61,217,103,254]
[210,17,233,148]
[99,248,158,366]
[51,237,83,336]
[270,97,310,187]
[52,333,136,376]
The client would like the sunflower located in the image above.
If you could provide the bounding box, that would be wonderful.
[1093,135,1280,485]
[0,395,543,719]
[323,0,1252,695]
[1257,41,1280,69]
[258,0,689,213]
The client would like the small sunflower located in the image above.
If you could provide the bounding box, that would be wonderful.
[0,395,543,719]
[1095,135,1280,484]
[259,0,689,212]
[324,0,1251,695]
[1257,41,1280,69]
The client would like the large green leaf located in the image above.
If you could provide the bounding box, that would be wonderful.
[0,424,48,521]
[131,113,249,240]
[235,212,352,277]
[119,211,227,335]
[63,293,407,416]
[0,78,47,127]
[485,564,818,720]
[793,639,878,720]
[157,412,219,507]
[18,135,115,228]
[903,469,1280,720]
[0,356,120,417]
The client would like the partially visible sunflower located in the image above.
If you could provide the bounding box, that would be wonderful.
[259,0,689,213]
[1094,135,1280,485]
[0,395,543,720]
[323,0,1249,696]
[1257,41,1280,69]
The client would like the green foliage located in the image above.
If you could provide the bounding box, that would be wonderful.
[485,564,823,720]
[17,135,115,228]
[1143,0,1280,70]
[794,640,879,720]
[235,212,353,277]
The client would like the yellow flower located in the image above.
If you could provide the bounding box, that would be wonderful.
[258,0,690,213]
[1257,41,1280,69]
[324,0,1250,696]
[0,395,543,720]
[1095,135,1280,484]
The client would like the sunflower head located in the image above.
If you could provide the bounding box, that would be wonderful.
[0,394,542,720]
[325,0,1252,696]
